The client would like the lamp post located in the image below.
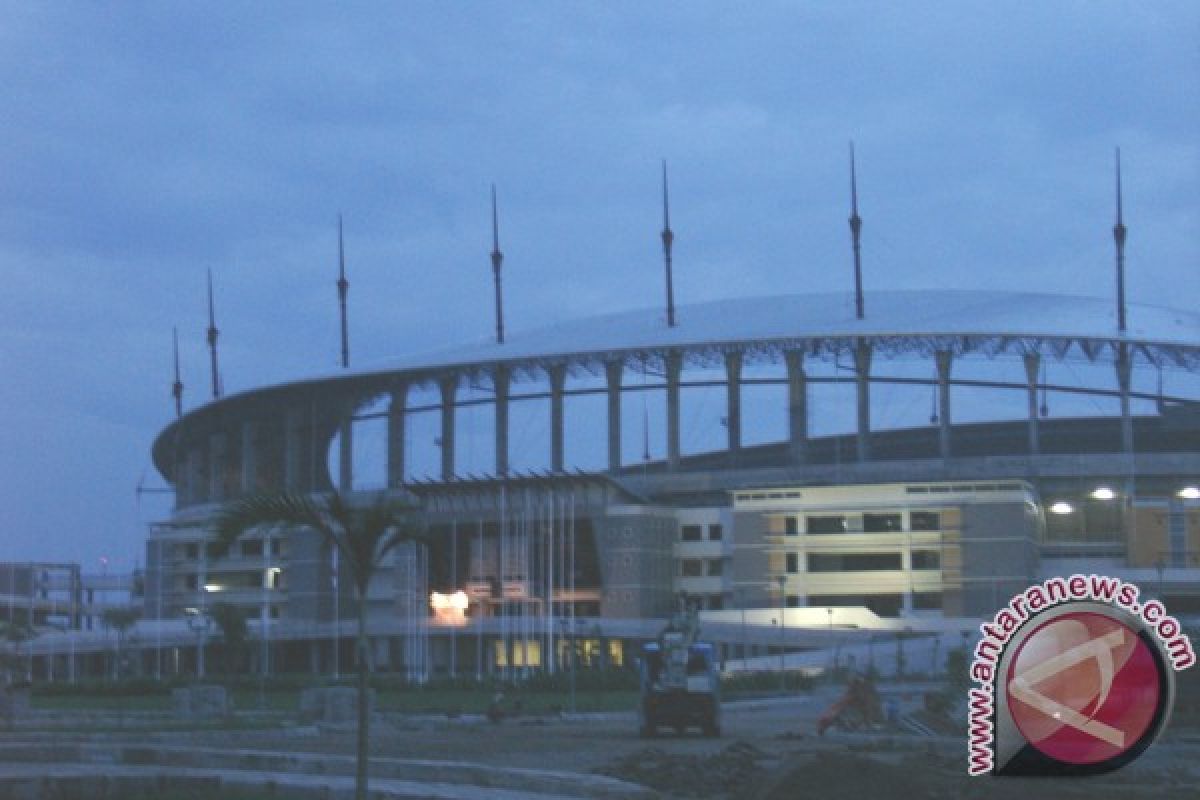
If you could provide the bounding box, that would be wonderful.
[186,610,212,680]
[737,587,748,667]
[826,607,834,682]
[776,575,786,684]
[559,617,576,715]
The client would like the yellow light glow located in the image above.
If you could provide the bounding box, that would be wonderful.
[1179,487,1200,500]
[1049,502,1074,515]
[430,590,469,610]
[430,590,470,625]
[203,583,223,592]
[1090,487,1116,500]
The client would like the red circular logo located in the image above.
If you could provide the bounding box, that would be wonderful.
[1006,611,1162,766]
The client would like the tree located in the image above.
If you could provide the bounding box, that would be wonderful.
[101,607,140,681]
[0,620,35,686]
[215,491,427,800]
[209,602,249,675]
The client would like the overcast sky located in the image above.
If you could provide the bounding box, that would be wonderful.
[1,2,1197,572]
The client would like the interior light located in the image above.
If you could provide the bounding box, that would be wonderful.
[203,583,222,592]
[1091,487,1116,500]
[1049,502,1075,515]
[1180,487,1200,500]
[430,590,469,611]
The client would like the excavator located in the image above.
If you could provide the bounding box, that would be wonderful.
[637,602,721,737]
[816,673,883,735]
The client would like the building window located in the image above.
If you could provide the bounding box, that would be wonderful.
[910,511,941,531]
[185,574,197,590]
[680,559,704,577]
[807,553,903,572]
[786,595,801,608]
[708,524,723,541]
[183,543,198,559]
[707,595,724,611]
[681,525,703,542]
[911,550,941,570]
[807,516,846,534]
[785,553,799,573]
[241,539,264,558]
[784,517,799,536]
[863,513,903,532]
[706,559,724,577]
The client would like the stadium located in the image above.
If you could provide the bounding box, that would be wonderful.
[130,279,1199,680]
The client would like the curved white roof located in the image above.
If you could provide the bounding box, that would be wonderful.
[330,290,1200,379]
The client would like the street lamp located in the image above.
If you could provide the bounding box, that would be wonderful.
[185,609,212,680]
[826,607,834,681]
[775,575,786,683]
[558,617,577,715]
[736,587,748,667]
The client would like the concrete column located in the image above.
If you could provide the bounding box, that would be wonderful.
[386,383,408,488]
[439,375,457,481]
[548,365,566,472]
[724,351,743,453]
[605,360,623,471]
[853,340,872,462]
[240,420,258,494]
[494,366,510,476]
[785,350,808,464]
[1116,343,1133,454]
[284,407,302,490]
[935,350,953,459]
[338,413,353,493]
[665,352,682,469]
[1023,353,1041,455]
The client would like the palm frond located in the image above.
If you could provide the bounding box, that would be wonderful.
[213,492,332,555]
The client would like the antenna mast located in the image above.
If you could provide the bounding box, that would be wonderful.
[206,269,221,399]
[491,185,505,344]
[661,160,676,327]
[337,214,350,367]
[1113,148,1127,334]
[849,142,864,320]
[172,326,183,417]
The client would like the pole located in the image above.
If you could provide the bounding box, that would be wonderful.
[476,519,483,681]
[333,544,340,680]
[739,590,747,666]
[776,575,786,686]
[198,547,207,680]
[260,535,270,709]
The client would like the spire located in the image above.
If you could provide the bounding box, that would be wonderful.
[642,396,651,462]
[1113,147,1127,334]
[661,159,676,327]
[848,141,864,320]
[172,326,183,418]
[337,214,350,367]
[206,269,221,400]
[490,184,505,344]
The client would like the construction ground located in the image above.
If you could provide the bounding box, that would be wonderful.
[1,678,1198,800]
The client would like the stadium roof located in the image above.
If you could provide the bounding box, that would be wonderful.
[327,290,1200,381]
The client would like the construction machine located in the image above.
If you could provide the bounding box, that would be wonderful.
[637,603,721,737]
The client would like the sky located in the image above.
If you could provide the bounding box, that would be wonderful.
[1,2,1197,573]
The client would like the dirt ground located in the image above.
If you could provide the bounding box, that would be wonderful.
[154,687,1200,799]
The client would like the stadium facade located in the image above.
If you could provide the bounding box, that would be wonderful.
[127,289,1200,678]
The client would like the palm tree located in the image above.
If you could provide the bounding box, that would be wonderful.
[214,491,426,800]
[208,602,248,675]
[101,607,140,681]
